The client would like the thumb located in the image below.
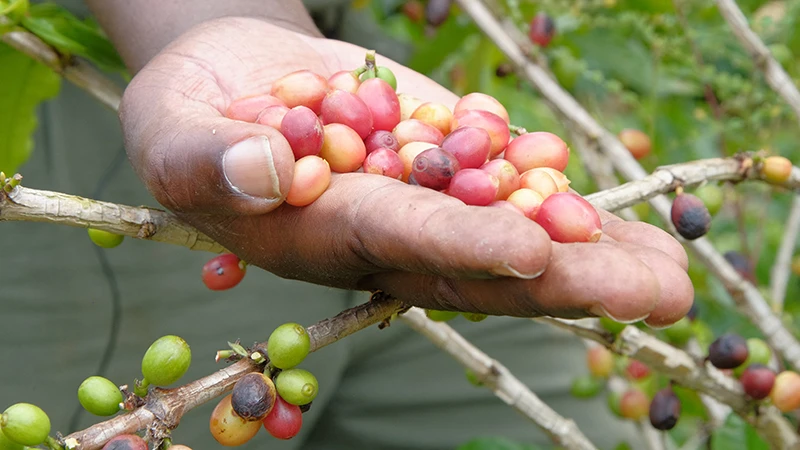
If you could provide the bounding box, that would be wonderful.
[120,87,296,216]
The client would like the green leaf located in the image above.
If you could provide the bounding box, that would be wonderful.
[710,413,770,450]
[0,41,61,174]
[0,0,29,22]
[407,18,478,74]
[20,2,126,74]
[457,436,543,450]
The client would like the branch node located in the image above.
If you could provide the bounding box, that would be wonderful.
[137,222,157,239]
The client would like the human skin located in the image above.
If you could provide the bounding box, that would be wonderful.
[83,2,694,327]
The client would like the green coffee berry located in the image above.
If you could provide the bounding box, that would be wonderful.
[0,403,50,446]
[141,335,192,386]
[275,369,319,406]
[425,309,459,322]
[78,376,123,416]
[267,323,311,370]
[87,228,125,249]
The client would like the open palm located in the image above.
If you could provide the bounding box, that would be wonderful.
[119,17,693,327]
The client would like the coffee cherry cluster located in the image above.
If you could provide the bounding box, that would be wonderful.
[225,51,602,249]
[210,323,317,446]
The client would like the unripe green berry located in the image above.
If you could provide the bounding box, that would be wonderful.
[663,317,694,347]
[0,403,50,446]
[87,228,125,249]
[465,369,483,387]
[734,338,773,377]
[462,312,488,323]
[141,335,192,386]
[275,369,319,406]
[425,309,459,322]
[694,184,724,217]
[570,374,604,399]
[0,428,23,450]
[599,317,627,334]
[267,323,311,370]
[361,66,397,90]
[78,376,123,416]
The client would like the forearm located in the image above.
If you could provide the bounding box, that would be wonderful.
[83,0,322,73]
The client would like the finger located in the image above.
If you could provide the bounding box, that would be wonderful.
[599,214,690,271]
[613,242,695,327]
[207,173,555,287]
[361,241,661,320]
[121,59,296,216]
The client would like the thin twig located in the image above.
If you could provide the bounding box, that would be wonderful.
[399,308,598,450]
[770,195,800,312]
[535,317,799,450]
[62,293,405,449]
[0,16,123,111]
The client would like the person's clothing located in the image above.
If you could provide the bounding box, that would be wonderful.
[0,2,642,449]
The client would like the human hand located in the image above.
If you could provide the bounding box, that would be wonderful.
[119,17,693,327]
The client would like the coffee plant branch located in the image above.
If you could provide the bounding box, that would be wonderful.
[1,157,792,254]
[61,293,405,450]
[400,307,598,450]
[536,317,799,450]
[456,0,800,374]
[0,15,123,111]
[712,0,800,314]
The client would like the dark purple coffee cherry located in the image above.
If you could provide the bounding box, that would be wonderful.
[649,388,681,431]
[707,333,749,369]
[671,193,712,240]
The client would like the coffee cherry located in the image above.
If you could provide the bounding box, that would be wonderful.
[770,370,800,412]
[267,323,311,370]
[318,123,367,173]
[504,132,570,173]
[398,141,438,182]
[534,192,603,243]
[101,434,147,450]
[519,168,559,199]
[356,78,401,132]
[480,159,520,200]
[201,253,246,291]
[231,372,277,422]
[425,309,459,322]
[141,335,192,387]
[671,193,711,240]
[587,346,614,378]
[169,446,192,450]
[534,167,571,192]
[225,94,286,122]
[321,90,374,140]
[0,428,23,450]
[209,394,262,446]
[281,105,325,159]
[398,93,426,121]
[618,129,651,160]
[620,389,650,420]
[599,317,627,334]
[0,403,50,446]
[275,369,319,406]
[364,130,400,154]
[528,12,556,47]
[440,126,492,169]
[426,0,453,27]
[761,155,792,184]
[649,388,680,431]
[447,169,500,206]
[506,188,545,219]
[694,184,724,216]
[411,147,460,191]
[740,364,776,400]
[286,155,332,207]
[707,333,748,369]
[78,376,123,416]
[411,102,453,136]
[723,251,756,283]
[361,66,398,91]
[462,312,489,322]
[327,70,361,94]
[263,395,303,440]
[270,70,330,115]
[663,317,694,347]
[363,148,404,180]
[393,119,445,149]
[450,109,510,158]
[255,105,290,130]
[402,0,424,22]
[625,360,651,380]
[87,228,124,249]
[570,374,604,399]
[453,93,511,125]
